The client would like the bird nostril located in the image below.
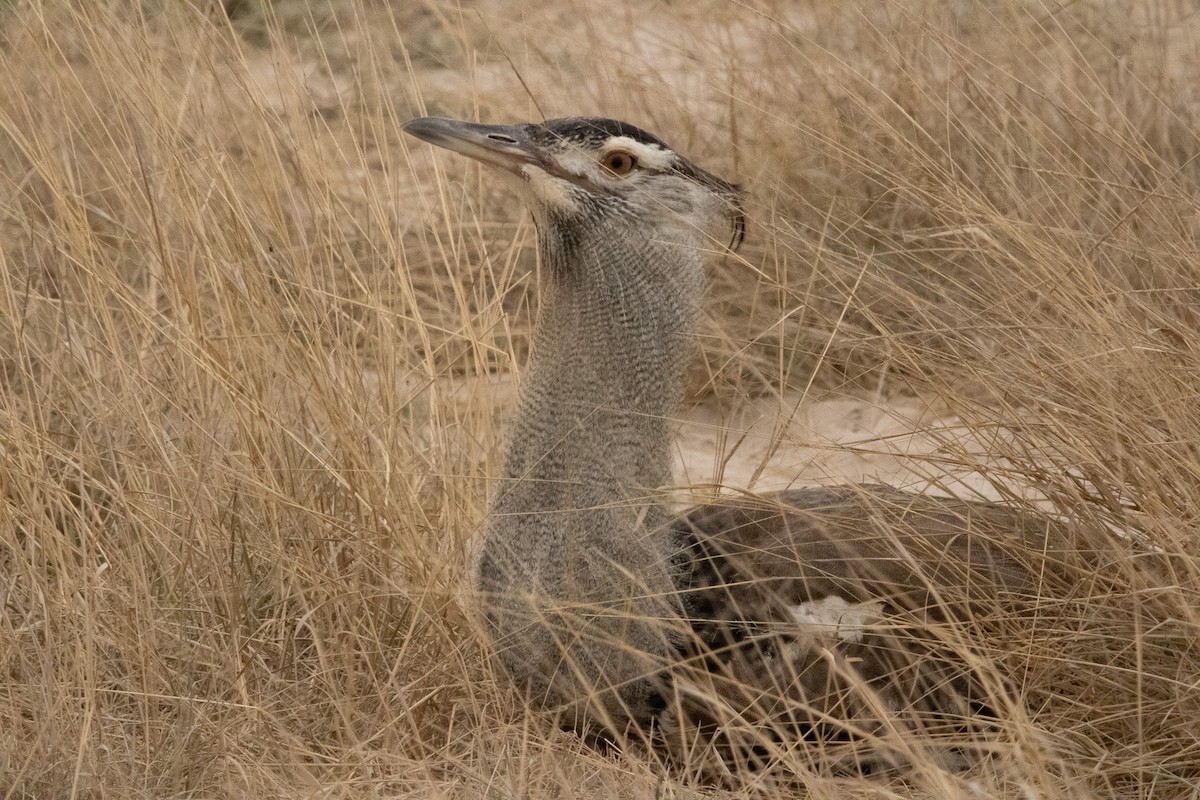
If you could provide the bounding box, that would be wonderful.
[487,133,518,144]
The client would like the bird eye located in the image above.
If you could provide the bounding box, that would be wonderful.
[601,150,638,176]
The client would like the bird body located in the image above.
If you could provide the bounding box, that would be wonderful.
[403,115,1055,772]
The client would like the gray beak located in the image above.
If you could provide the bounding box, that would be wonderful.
[402,117,537,174]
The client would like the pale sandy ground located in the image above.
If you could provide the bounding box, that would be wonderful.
[419,370,1044,509]
[672,392,1036,504]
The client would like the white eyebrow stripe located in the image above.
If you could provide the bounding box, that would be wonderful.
[602,137,676,170]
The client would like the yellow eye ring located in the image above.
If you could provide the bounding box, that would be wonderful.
[601,150,638,175]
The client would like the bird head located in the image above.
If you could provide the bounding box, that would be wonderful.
[403,115,745,258]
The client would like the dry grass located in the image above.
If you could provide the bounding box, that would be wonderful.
[1,0,1198,797]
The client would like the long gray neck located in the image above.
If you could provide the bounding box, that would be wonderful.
[477,220,705,726]
[492,229,700,534]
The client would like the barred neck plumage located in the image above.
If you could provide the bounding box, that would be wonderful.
[492,218,702,526]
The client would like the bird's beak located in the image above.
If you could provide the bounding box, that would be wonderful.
[402,117,536,175]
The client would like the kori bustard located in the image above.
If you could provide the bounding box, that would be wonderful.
[403,114,1059,773]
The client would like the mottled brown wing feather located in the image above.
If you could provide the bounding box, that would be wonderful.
[658,484,1068,775]
[674,484,1058,612]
